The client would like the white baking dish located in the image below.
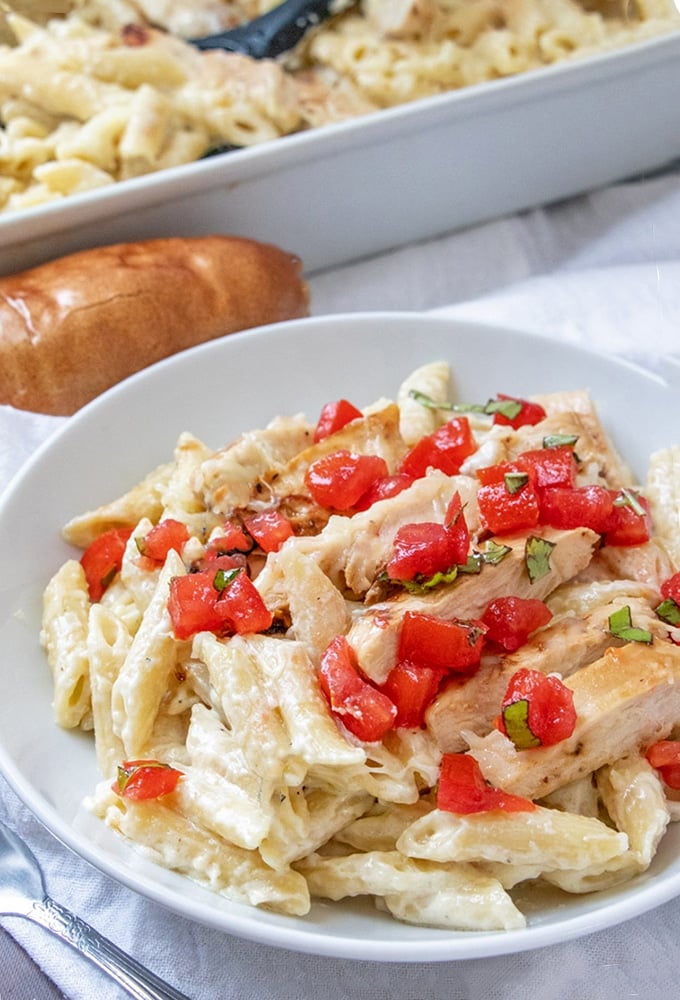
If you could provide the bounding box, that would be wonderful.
[0,29,678,277]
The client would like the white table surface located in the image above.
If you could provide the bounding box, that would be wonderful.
[1,157,679,1000]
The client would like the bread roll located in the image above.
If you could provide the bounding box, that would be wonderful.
[0,234,309,415]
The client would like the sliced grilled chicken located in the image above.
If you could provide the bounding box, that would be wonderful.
[426,594,668,753]
[195,413,313,513]
[348,525,599,684]
[257,468,479,603]
[264,403,407,502]
[466,640,680,800]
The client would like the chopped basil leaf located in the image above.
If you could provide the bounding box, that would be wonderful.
[484,398,523,420]
[542,434,579,449]
[525,536,556,583]
[505,472,529,494]
[458,553,484,575]
[408,389,485,413]
[400,565,459,593]
[612,488,646,517]
[213,567,240,593]
[655,597,680,627]
[502,700,541,749]
[608,605,653,643]
[480,540,512,566]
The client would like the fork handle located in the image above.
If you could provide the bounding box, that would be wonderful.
[28,895,192,1000]
[190,0,353,58]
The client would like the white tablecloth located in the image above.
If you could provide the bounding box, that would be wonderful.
[1,161,679,1000]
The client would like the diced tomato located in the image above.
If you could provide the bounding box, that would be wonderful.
[167,566,272,640]
[437,753,535,814]
[603,492,652,547]
[477,479,540,534]
[482,596,553,652]
[313,399,363,443]
[243,509,294,553]
[476,460,524,487]
[318,635,397,742]
[113,759,182,800]
[380,661,443,728]
[386,522,462,581]
[136,518,189,566]
[645,740,680,790]
[538,484,613,533]
[497,668,576,749]
[397,611,486,673]
[206,521,253,555]
[491,394,546,429]
[305,450,389,510]
[661,573,680,604]
[398,417,477,479]
[444,490,470,561]
[354,473,414,511]
[517,445,577,490]
[80,527,133,602]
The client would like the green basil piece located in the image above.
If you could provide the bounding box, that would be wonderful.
[608,605,653,644]
[505,472,529,495]
[655,598,680,627]
[525,536,556,583]
[502,700,541,749]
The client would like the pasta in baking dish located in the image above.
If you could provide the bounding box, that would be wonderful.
[40,361,680,930]
[1,0,679,213]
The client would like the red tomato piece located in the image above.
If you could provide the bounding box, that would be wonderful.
[645,741,680,790]
[305,450,389,510]
[437,753,535,814]
[482,596,553,652]
[445,490,470,563]
[167,567,272,640]
[313,399,363,443]
[386,522,462,581]
[397,611,486,673]
[80,527,133,602]
[136,518,189,565]
[318,635,397,742]
[206,521,253,555]
[113,759,182,800]
[314,399,363,444]
[498,668,576,748]
[398,417,477,479]
[538,485,614,533]
[354,473,414,511]
[491,394,546,429]
[476,460,525,487]
[380,661,443,729]
[477,480,540,535]
[517,445,577,490]
[603,492,652,546]
[243,509,294,553]
[661,573,680,604]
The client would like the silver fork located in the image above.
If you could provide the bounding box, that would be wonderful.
[0,818,192,1000]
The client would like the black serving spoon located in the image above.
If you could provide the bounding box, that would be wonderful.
[189,0,355,58]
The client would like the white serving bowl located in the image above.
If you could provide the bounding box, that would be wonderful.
[0,312,679,961]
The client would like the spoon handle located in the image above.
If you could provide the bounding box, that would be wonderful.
[28,895,191,1000]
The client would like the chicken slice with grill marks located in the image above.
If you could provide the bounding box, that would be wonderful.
[426,593,669,753]
[261,402,407,503]
[194,413,314,514]
[465,640,680,801]
[569,538,675,593]
[256,469,480,604]
[461,395,634,490]
[347,525,599,684]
